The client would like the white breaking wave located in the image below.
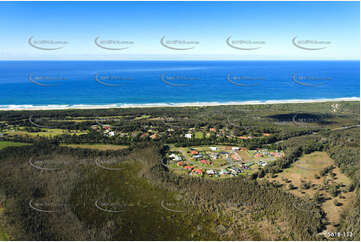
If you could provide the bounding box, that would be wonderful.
[0,97,359,110]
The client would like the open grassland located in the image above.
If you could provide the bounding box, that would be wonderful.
[60,144,128,151]
[4,128,87,137]
[0,141,30,150]
[265,152,355,231]
[0,208,8,241]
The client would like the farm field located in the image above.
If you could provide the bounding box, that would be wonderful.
[265,152,355,232]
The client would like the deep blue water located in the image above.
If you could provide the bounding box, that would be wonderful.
[0,61,359,107]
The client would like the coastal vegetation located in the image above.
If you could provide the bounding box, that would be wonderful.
[0,101,359,240]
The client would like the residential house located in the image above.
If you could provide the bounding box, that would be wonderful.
[192,169,203,175]
[191,150,199,155]
[210,153,219,159]
[185,133,192,139]
[206,169,215,176]
[169,154,182,161]
[184,166,194,170]
[193,154,203,159]
[150,134,160,140]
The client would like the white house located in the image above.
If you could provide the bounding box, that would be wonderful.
[232,147,240,151]
[185,133,192,139]
[206,169,215,175]
[108,131,115,137]
[171,155,181,161]
[209,147,217,151]
[169,154,182,161]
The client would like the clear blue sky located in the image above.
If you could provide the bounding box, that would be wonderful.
[0,1,359,60]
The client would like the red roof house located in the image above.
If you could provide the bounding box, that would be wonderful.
[192,169,203,175]
[184,166,194,170]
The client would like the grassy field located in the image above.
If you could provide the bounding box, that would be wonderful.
[265,151,355,231]
[0,141,30,150]
[135,114,151,120]
[4,128,87,137]
[194,132,204,139]
[60,144,128,151]
[0,208,8,241]
[0,225,8,241]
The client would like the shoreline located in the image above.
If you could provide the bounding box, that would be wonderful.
[0,97,359,111]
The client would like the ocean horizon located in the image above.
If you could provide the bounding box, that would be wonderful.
[0,60,359,109]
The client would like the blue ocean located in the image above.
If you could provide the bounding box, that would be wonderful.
[0,61,359,108]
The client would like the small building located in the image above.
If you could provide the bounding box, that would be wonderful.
[193,154,203,159]
[232,147,240,151]
[209,147,217,151]
[206,169,215,175]
[191,150,199,155]
[184,166,194,170]
[185,133,192,139]
[150,134,160,140]
[229,168,238,175]
[192,169,203,175]
[210,153,219,159]
[169,154,182,161]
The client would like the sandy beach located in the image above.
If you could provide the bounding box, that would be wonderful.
[0,97,359,111]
